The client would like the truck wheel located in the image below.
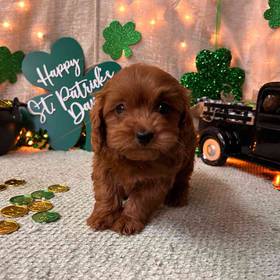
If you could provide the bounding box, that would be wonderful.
[200,137,227,166]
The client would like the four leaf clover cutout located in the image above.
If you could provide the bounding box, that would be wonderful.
[0,46,24,84]
[103,21,142,60]
[264,0,280,29]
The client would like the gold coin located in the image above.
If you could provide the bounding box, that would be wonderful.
[0,184,7,191]
[0,205,29,218]
[0,100,13,109]
[48,184,69,193]
[4,179,26,186]
[28,200,53,212]
[0,220,20,235]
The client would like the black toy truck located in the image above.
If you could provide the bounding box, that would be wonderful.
[198,82,280,169]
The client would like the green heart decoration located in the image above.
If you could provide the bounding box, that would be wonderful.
[21,37,121,151]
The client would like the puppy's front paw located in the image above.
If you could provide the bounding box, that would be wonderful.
[112,215,144,235]
[87,210,121,231]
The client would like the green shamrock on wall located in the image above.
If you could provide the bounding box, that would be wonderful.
[0,46,24,84]
[102,20,142,60]
[264,0,280,29]
[180,48,245,104]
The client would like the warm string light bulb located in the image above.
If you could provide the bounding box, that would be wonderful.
[184,14,193,23]
[18,1,25,9]
[149,19,156,26]
[180,41,187,50]
[273,174,280,190]
[33,28,46,42]
[2,21,11,29]
[28,140,34,146]
[274,174,280,185]
[16,0,29,12]
[25,131,33,138]
[118,4,126,13]
[36,31,44,39]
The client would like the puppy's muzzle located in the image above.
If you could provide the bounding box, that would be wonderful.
[136,131,154,145]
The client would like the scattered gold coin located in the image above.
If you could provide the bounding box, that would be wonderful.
[0,205,29,218]
[0,184,7,191]
[48,184,69,193]
[0,100,13,109]
[0,220,20,235]
[4,179,26,186]
[28,200,53,212]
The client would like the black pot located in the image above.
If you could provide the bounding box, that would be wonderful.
[0,98,26,155]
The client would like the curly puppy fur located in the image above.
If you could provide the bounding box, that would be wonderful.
[87,63,196,235]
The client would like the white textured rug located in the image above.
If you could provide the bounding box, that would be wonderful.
[0,149,279,280]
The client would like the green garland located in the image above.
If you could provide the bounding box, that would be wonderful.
[16,128,49,149]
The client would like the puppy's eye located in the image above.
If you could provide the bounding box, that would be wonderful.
[115,103,125,114]
[158,102,171,114]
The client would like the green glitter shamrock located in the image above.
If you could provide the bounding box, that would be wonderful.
[180,48,245,104]
[264,0,280,29]
[0,46,24,84]
[102,20,142,60]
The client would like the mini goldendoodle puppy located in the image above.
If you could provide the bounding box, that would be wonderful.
[87,63,196,235]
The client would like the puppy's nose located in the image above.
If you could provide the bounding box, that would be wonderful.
[136,131,154,145]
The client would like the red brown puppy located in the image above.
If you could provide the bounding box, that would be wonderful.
[87,63,196,235]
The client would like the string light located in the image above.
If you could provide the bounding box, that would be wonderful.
[273,174,280,190]
[17,1,25,9]
[36,31,44,39]
[175,1,193,25]
[2,21,11,29]
[118,4,126,13]
[184,14,193,24]
[25,131,32,138]
[149,19,156,26]
[27,140,34,146]
[16,128,49,149]
[16,0,29,12]
[180,41,187,50]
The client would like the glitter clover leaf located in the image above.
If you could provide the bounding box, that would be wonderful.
[0,46,24,84]
[180,48,245,104]
[102,20,142,60]
[264,0,280,29]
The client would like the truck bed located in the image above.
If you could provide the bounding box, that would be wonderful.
[201,99,255,126]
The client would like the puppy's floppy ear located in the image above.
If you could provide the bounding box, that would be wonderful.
[179,87,196,145]
[91,94,106,153]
